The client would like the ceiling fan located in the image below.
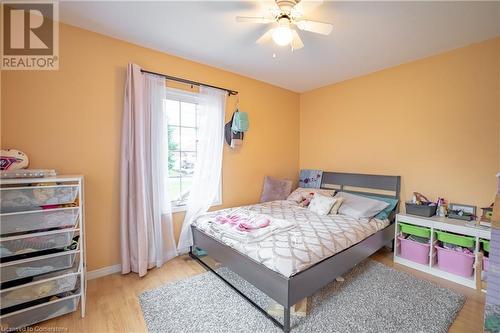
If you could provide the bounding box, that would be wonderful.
[236,0,333,51]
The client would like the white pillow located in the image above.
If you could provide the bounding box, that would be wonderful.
[287,187,335,203]
[335,192,389,219]
[308,194,338,216]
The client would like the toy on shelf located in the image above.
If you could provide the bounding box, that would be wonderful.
[437,197,448,217]
[480,203,494,227]
[0,149,29,170]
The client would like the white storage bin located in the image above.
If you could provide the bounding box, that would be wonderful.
[0,207,79,235]
[0,251,78,283]
[1,270,80,309]
[0,294,80,332]
[0,185,79,213]
[0,229,78,259]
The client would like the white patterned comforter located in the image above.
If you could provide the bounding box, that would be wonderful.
[192,200,390,277]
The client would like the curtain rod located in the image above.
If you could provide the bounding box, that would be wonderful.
[140,69,238,96]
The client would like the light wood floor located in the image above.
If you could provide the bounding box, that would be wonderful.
[34,248,485,332]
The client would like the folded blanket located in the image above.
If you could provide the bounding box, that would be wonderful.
[209,209,296,243]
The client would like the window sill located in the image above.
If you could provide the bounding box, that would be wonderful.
[172,205,188,213]
[171,200,222,214]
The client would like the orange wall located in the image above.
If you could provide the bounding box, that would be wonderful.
[2,22,499,271]
[300,37,500,208]
[1,24,300,271]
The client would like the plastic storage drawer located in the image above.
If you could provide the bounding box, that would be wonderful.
[0,185,79,213]
[482,239,490,272]
[484,257,489,272]
[0,294,80,332]
[1,269,80,310]
[435,230,475,248]
[0,251,78,283]
[435,245,475,277]
[0,207,79,236]
[0,229,77,259]
[482,239,490,252]
[399,223,431,238]
[398,235,431,265]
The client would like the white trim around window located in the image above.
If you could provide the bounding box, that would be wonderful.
[165,87,222,213]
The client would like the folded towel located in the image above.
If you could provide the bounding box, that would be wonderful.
[209,209,295,243]
[215,212,271,232]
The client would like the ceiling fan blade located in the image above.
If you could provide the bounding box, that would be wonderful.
[236,16,274,24]
[295,19,333,35]
[257,1,281,17]
[256,29,274,44]
[291,30,304,50]
[293,0,324,16]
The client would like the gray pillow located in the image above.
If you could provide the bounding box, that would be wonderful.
[335,192,389,219]
[260,176,293,203]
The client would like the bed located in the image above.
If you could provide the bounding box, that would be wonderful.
[189,172,401,332]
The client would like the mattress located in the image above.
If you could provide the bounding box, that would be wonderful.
[192,200,390,277]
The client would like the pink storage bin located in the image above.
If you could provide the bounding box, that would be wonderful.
[435,245,475,277]
[398,236,430,265]
[483,257,489,272]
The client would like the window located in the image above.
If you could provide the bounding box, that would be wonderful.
[164,89,221,211]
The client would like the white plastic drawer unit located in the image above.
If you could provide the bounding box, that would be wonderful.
[0,294,80,332]
[0,176,85,329]
[0,250,79,284]
[0,185,79,213]
[0,207,79,236]
[0,228,79,259]
[1,260,80,309]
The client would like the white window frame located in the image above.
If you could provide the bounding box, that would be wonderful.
[165,87,222,213]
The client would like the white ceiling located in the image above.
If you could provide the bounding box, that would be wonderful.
[60,1,500,92]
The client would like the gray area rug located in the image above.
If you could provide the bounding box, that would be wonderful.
[139,260,464,333]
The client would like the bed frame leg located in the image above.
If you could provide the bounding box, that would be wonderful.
[283,306,291,332]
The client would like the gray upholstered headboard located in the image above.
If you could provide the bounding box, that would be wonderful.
[320,171,401,220]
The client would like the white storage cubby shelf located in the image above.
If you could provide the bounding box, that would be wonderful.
[0,176,86,331]
[394,213,490,290]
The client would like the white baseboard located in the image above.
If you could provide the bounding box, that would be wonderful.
[87,264,122,280]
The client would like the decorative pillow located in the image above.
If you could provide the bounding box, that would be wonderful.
[287,187,335,204]
[329,197,344,215]
[260,176,293,203]
[308,194,338,216]
[299,169,323,188]
[335,192,389,219]
[358,194,399,220]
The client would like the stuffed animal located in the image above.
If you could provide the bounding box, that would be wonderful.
[0,149,29,170]
[299,192,315,207]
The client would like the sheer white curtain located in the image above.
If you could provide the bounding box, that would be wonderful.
[121,63,178,277]
[177,86,226,253]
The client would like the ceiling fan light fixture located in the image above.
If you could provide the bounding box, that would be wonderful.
[272,26,292,46]
[236,0,332,51]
